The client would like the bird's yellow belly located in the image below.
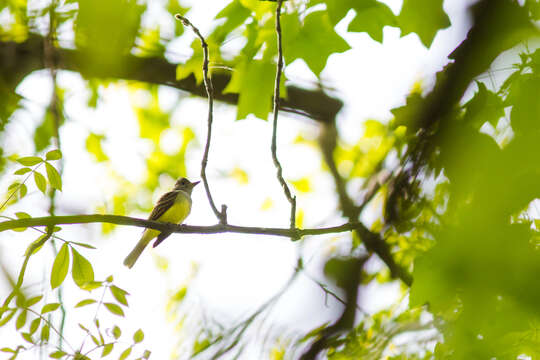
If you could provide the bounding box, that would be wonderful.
[145,192,192,240]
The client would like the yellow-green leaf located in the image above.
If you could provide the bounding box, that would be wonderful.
[101,343,113,357]
[110,285,129,306]
[14,167,31,175]
[41,303,60,314]
[49,350,67,358]
[45,149,62,161]
[112,326,121,339]
[34,171,47,194]
[133,329,144,343]
[25,295,43,307]
[51,243,70,289]
[15,310,27,330]
[29,318,40,335]
[45,162,62,191]
[74,299,96,308]
[119,347,131,360]
[71,248,94,288]
[41,324,50,342]
[17,156,42,166]
[104,303,124,317]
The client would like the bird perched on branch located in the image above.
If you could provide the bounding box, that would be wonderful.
[123,177,199,268]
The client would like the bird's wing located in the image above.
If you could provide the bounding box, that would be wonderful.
[148,191,178,221]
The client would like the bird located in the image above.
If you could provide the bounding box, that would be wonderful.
[123,177,199,268]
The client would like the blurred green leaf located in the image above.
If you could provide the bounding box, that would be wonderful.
[29,318,40,335]
[104,303,125,317]
[51,243,70,289]
[45,162,62,191]
[74,299,96,308]
[25,295,42,307]
[15,310,26,330]
[41,303,60,314]
[398,0,450,47]
[13,167,31,175]
[33,171,47,194]
[110,285,129,306]
[133,329,144,343]
[49,350,67,359]
[45,150,62,160]
[16,157,41,166]
[119,347,131,360]
[71,248,94,288]
[101,343,113,357]
[112,325,122,339]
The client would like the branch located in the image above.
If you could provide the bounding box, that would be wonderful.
[175,14,227,224]
[0,214,361,239]
[318,123,412,286]
[0,35,343,124]
[271,0,296,232]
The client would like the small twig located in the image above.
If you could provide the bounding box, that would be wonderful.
[270,0,296,234]
[175,14,227,224]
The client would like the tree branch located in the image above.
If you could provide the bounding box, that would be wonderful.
[271,0,296,232]
[0,35,343,124]
[175,14,227,224]
[0,214,361,239]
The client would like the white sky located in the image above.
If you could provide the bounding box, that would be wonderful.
[0,0,480,358]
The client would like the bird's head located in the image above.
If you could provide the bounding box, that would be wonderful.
[174,177,200,194]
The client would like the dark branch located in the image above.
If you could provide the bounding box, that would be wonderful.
[0,34,343,124]
[0,214,361,239]
[270,0,296,232]
[175,14,227,224]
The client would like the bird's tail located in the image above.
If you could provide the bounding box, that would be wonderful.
[123,233,151,269]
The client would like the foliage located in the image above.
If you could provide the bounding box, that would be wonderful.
[0,0,539,359]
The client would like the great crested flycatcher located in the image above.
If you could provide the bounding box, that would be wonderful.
[123,177,199,268]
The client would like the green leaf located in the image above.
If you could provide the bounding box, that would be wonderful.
[14,167,31,175]
[24,234,50,256]
[119,347,131,360]
[15,310,27,330]
[112,325,122,339]
[71,248,94,288]
[74,299,96,308]
[19,183,27,198]
[85,133,108,162]
[70,241,96,249]
[282,11,350,76]
[45,149,62,161]
[398,0,450,47]
[41,324,50,342]
[21,332,34,344]
[102,343,113,357]
[104,303,125,317]
[80,281,102,291]
[49,350,67,359]
[347,0,397,43]
[29,318,40,335]
[0,348,15,353]
[45,163,62,191]
[0,309,16,326]
[51,243,70,289]
[223,60,276,120]
[16,156,42,166]
[41,303,60,314]
[25,295,43,307]
[15,212,30,219]
[133,329,144,343]
[110,285,129,306]
[34,171,47,194]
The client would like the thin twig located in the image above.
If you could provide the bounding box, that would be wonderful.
[271,0,296,233]
[175,14,227,224]
[0,214,361,240]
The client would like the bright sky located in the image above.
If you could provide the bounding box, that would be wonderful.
[0,0,478,358]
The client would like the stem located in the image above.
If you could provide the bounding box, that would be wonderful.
[270,0,296,233]
[175,14,227,224]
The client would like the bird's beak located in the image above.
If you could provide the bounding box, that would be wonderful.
[192,181,201,187]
